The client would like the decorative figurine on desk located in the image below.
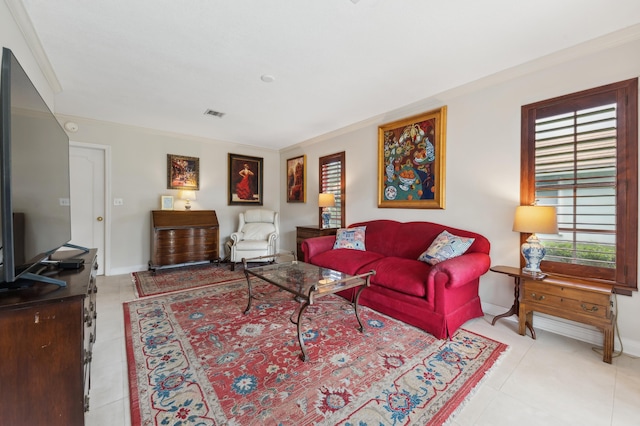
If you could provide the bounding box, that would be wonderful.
[512,204,558,276]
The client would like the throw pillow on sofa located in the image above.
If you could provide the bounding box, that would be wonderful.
[418,230,474,265]
[333,226,366,251]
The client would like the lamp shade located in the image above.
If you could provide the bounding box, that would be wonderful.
[318,193,335,208]
[180,190,196,201]
[512,205,558,234]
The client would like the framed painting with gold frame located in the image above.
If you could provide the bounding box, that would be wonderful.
[377,106,447,209]
[167,154,200,190]
[286,155,306,203]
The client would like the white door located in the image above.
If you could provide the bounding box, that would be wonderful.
[69,144,106,275]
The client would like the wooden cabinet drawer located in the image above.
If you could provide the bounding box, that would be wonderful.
[523,288,609,320]
[522,281,610,320]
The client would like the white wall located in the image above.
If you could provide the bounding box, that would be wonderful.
[280,33,640,356]
[55,116,281,273]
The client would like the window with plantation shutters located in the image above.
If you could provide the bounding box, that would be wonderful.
[319,152,345,228]
[521,78,638,293]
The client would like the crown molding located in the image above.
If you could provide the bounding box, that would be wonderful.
[5,0,62,93]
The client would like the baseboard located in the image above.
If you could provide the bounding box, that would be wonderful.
[482,302,640,358]
[109,264,149,276]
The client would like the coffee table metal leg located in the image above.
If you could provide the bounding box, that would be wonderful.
[243,272,253,315]
[353,285,368,332]
[296,302,311,361]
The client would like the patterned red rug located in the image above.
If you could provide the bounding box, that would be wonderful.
[131,264,245,297]
[124,279,508,425]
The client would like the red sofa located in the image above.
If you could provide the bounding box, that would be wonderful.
[301,220,491,339]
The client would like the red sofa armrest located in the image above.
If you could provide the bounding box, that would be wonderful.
[430,252,491,288]
[301,235,335,262]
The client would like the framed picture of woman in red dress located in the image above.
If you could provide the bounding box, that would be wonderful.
[228,153,263,205]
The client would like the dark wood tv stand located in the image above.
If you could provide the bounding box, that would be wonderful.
[0,248,98,425]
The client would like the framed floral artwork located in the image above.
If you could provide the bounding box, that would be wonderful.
[228,153,263,205]
[378,106,447,209]
[167,154,200,190]
[286,155,306,203]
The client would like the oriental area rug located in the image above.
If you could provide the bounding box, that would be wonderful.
[124,279,508,425]
[132,264,245,297]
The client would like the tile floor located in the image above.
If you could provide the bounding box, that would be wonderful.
[85,273,640,426]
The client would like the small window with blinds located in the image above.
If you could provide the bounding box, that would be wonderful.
[319,152,345,228]
[521,78,638,292]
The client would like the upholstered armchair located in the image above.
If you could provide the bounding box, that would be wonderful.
[229,209,279,270]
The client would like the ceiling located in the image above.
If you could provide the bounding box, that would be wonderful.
[12,0,640,150]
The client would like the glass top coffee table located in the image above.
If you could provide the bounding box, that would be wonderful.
[242,254,375,361]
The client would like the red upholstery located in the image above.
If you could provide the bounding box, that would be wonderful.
[301,220,491,339]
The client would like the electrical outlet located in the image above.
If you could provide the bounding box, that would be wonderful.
[59,198,70,206]
[113,198,124,206]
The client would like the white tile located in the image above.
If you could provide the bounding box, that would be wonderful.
[612,363,640,425]
[85,398,126,426]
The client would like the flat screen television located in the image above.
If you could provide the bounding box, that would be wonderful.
[0,47,73,289]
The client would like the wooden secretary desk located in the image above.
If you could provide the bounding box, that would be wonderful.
[149,210,220,270]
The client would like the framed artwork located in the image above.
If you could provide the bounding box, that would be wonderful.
[228,153,263,205]
[160,195,174,210]
[378,106,447,209]
[286,155,306,203]
[167,154,200,190]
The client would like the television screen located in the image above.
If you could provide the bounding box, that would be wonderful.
[0,47,71,285]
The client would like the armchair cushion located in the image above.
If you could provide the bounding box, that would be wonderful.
[241,222,276,241]
[244,209,276,223]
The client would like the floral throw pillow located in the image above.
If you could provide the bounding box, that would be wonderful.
[418,230,474,265]
[332,226,366,251]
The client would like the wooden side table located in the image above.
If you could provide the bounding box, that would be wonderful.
[489,265,535,337]
[491,265,615,364]
[296,225,338,261]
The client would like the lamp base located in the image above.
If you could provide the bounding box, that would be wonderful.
[521,234,546,275]
[321,211,331,229]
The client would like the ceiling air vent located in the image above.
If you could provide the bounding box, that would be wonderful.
[204,109,225,118]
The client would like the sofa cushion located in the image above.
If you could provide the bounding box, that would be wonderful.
[418,230,475,265]
[309,248,383,275]
[358,257,431,298]
[333,226,366,250]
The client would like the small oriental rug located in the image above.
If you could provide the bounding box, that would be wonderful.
[131,264,245,297]
[124,279,508,425]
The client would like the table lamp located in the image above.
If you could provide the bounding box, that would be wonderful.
[180,190,196,210]
[512,204,558,275]
[318,193,335,229]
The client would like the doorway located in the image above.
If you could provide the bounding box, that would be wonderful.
[69,142,109,275]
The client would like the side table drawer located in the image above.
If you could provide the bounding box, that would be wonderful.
[523,281,610,320]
